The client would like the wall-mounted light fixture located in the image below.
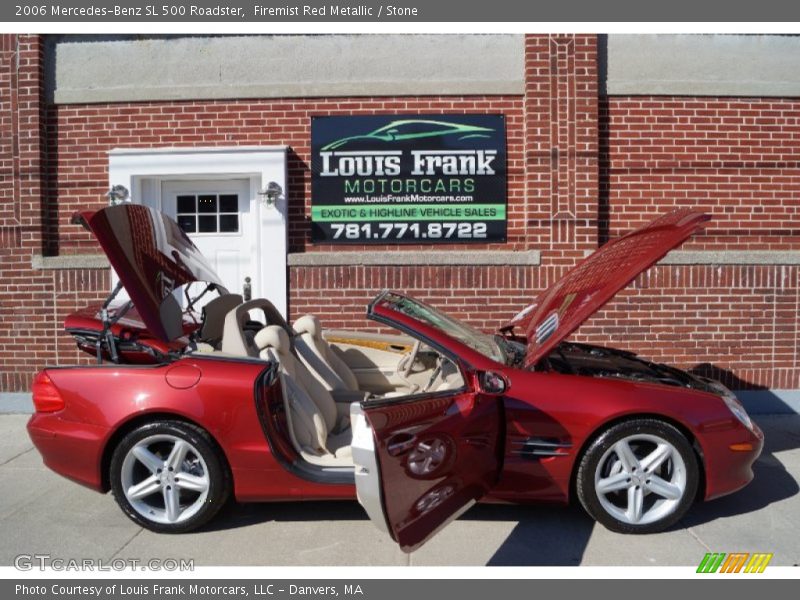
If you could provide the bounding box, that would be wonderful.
[106,184,130,206]
[258,181,284,208]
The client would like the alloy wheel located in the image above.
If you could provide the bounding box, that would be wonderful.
[120,434,211,525]
[593,433,687,526]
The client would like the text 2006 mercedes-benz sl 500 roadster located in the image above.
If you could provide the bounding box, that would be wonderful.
[27,205,762,551]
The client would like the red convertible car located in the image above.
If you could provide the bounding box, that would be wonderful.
[27,205,763,551]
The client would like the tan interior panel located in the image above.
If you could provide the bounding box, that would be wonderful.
[324,330,417,393]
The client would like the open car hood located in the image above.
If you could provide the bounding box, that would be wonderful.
[73,204,226,341]
[501,210,711,367]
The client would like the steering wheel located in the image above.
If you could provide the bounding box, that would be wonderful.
[396,340,421,379]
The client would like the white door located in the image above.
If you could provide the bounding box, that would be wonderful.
[161,179,255,302]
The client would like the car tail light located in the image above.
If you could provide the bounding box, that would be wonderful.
[32,372,65,413]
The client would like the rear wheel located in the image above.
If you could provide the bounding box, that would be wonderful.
[110,420,230,533]
[576,418,699,534]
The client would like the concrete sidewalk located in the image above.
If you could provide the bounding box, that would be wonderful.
[0,414,798,567]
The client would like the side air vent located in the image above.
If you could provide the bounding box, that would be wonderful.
[511,437,572,459]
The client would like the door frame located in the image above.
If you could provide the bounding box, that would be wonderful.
[108,146,289,317]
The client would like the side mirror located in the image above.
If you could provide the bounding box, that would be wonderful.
[479,371,508,395]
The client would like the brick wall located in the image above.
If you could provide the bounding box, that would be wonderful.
[574,264,799,389]
[49,96,526,254]
[524,35,599,260]
[0,33,798,394]
[0,35,110,391]
[599,97,800,247]
[579,96,800,389]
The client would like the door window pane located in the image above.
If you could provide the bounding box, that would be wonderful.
[197,195,217,213]
[177,215,196,233]
[219,214,239,233]
[198,215,217,232]
[175,193,239,234]
[219,194,238,213]
[177,195,196,213]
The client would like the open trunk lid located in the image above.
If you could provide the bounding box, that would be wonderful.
[73,204,226,341]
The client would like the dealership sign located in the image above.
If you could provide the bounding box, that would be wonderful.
[310,115,507,243]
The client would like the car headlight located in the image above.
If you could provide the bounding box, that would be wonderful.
[719,388,754,431]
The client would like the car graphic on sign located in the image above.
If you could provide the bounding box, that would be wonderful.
[321,119,494,151]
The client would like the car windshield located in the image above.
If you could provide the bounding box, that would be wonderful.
[377,292,503,362]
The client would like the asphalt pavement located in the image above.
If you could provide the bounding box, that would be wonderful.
[0,414,798,567]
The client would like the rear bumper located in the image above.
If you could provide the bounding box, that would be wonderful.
[702,420,764,501]
[27,413,109,493]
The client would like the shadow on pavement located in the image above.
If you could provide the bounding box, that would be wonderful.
[470,503,596,566]
[199,499,368,533]
[677,413,800,530]
[203,497,597,565]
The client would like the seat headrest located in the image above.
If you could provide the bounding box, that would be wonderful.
[254,325,290,355]
[199,293,244,342]
[293,314,321,339]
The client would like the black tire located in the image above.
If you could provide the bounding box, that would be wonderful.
[109,420,230,533]
[576,418,699,534]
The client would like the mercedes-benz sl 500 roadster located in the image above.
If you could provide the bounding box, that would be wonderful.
[27,205,763,551]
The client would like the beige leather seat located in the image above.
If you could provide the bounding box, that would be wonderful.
[221,298,282,357]
[432,358,464,391]
[293,314,360,392]
[255,325,351,464]
[194,293,243,352]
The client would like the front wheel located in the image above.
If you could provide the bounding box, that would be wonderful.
[109,420,230,533]
[576,418,699,534]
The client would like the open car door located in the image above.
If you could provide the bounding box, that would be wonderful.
[351,379,503,552]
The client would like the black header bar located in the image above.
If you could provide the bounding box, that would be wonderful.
[4,0,800,22]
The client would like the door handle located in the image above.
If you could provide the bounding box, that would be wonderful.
[387,433,417,456]
[243,276,252,301]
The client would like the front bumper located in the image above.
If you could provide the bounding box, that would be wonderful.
[702,419,764,501]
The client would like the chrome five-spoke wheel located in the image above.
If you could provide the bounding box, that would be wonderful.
[577,419,699,534]
[121,434,210,525]
[594,434,686,526]
[110,421,230,533]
